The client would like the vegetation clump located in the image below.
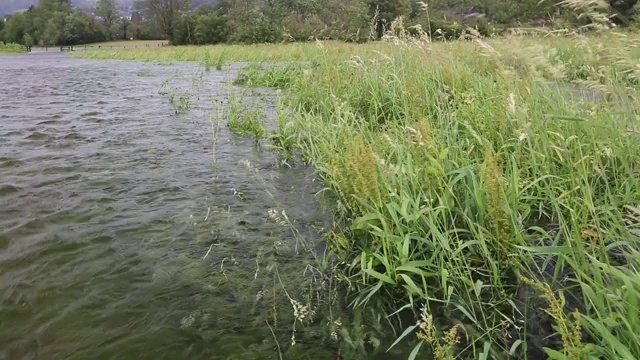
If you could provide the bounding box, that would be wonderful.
[226,93,267,143]
[0,42,25,53]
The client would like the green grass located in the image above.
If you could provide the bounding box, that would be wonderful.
[225,92,266,143]
[77,32,640,359]
[77,40,168,48]
[0,42,25,54]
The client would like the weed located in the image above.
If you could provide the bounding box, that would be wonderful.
[226,92,266,143]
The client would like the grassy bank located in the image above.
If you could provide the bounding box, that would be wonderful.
[0,42,25,54]
[78,33,640,359]
[76,40,168,49]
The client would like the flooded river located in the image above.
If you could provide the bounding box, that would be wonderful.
[0,52,357,359]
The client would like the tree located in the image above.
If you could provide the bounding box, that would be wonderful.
[2,13,27,44]
[95,0,118,40]
[42,17,60,45]
[194,13,229,44]
[366,0,411,38]
[63,9,102,44]
[23,33,35,46]
[145,0,190,43]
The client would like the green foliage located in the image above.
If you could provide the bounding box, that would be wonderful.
[144,0,190,43]
[234,63,306,89]
[0,42,25,53]
[226,93,266,143]
[195,13,229,44]
[1,13,26,44]
[95,0,117,40]
[23,33,33,46]
[4,0,640,49]
[63,9,103,45]
[215,35,640,359]
[367,0,411,38]
[77,33,640,359]
[42,18,61,46]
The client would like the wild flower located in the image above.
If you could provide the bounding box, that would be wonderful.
[521,277,584,359]
[267,209,289,227]
[508,93,517,114]
[416,306,460,360]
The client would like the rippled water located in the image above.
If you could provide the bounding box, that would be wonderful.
[0,52,341,359]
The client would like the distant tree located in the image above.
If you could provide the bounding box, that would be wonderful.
[95,0,118,40]
[195,2,217,15]
[174,12,197,44]
[37,0,71,12]
[23,33,35,46]
[144,0,190,43]
[115,17,133,40]
[0,17,5,42]
[366,0,411,38]
[62,9,101,44]
[42,18,60,45]
[194,13,229,43]
[2,13,27,43]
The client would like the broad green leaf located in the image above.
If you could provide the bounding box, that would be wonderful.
[509,340,522,355]
[400,274,424,297]
[544,348,568,360]
[408,341,423,360]
[363,268,395,284]
[386,325,416,352]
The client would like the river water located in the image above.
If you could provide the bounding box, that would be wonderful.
[0,52,352,359]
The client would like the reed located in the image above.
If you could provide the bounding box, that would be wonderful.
[79,30,640,359]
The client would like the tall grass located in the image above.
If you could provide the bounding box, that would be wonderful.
[78,32,640,359]
[246,33,640,359]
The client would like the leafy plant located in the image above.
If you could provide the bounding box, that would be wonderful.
[226,92,266,143]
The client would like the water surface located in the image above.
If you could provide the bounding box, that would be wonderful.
[0,52,340,359]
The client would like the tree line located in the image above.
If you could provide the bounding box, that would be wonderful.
[1,0,639,47]
[170,0,640,45]
[0,0,165,47]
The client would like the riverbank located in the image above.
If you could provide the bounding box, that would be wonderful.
[0,42,25,54]
[77,32,640,359]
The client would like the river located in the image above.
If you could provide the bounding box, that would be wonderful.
[0,52,352,359]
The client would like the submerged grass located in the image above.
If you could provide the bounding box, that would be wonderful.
[79,32,640,359]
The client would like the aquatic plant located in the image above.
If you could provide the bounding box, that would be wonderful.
[226,92,266,143]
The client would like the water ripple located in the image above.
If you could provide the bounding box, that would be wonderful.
[0,52,330,359]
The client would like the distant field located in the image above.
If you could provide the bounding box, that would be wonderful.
[77,40,168,48]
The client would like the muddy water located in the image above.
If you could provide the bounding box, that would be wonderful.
[0,52,352,359]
